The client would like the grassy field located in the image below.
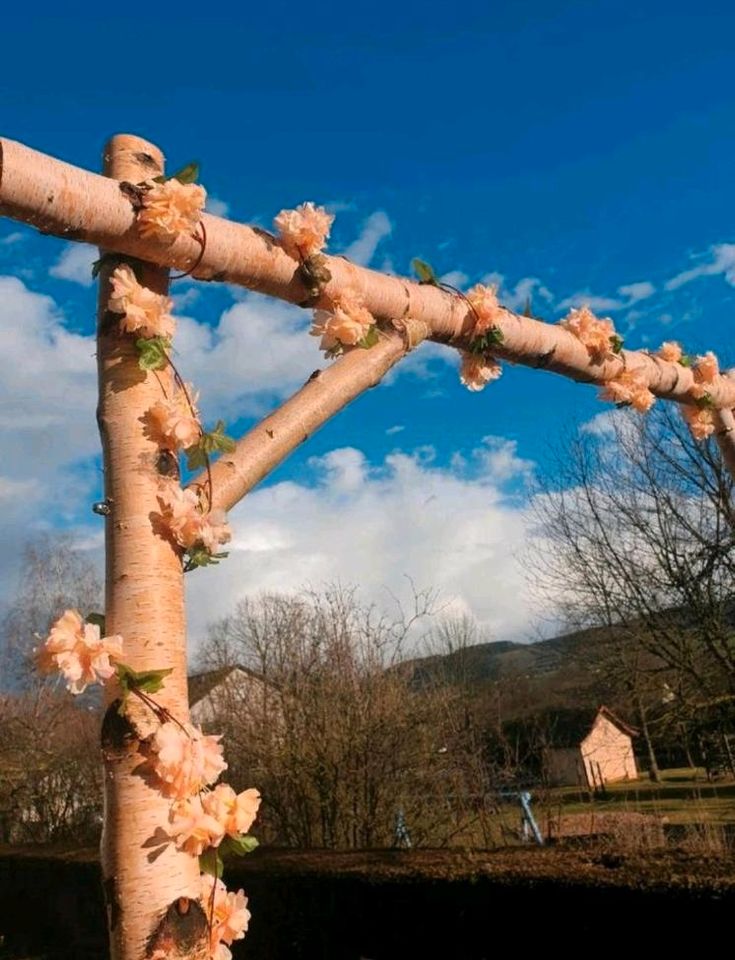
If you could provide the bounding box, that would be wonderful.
[538,767,735,825]
[438,768,735,848]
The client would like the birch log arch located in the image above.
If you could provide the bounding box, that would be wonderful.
[1,132,735,960]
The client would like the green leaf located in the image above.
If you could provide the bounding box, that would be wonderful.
[679,354,693,368]
[199,848,224,878]
[609,334,625,355]
[171,162,200,185]
[358,326,380,349]
[183,548,228,572]
[185,445,208,472]
[136,337,171,372]
[153,162,200,186]
[116,663,173,697]
[134,669,173,696]
[185,421,236,471]
[221,834,259,858]
[696,392,715,409]
[86,612,106,633]
[411,258,438,286]
[468,327,505,354]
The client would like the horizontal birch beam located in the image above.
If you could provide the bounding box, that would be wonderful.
[189,331,409,512]
[2,136,735,409]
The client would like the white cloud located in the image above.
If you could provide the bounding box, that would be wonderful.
[440,270,469,288]
[205,197,230,218]
[0,232,24,246]
[0,276,101,603]
[343,211,392,266]
[174,294,322,417]
[386,424,405,436]
[579,408,641,446]
[665,243,735,291]
[618,281,655,303]
[556,291,625,312]
[185,441,540,648]
[0,276,98,475]
[460,436,534,484]
[49,243,96,286]
[556,279,656,314]
[483,272,554,312]
[0,476,42,501]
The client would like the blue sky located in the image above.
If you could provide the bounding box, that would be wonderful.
[1,2,735,644]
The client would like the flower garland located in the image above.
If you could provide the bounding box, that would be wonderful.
[559,305,622,363]
[106,256,234,570]
[408,262,507,393]
[37,610,257,960]
[274,201,334,300]
[311,291,377,356]
[137,177,207,243]
[274,207,731,441]
[90,164,252,956]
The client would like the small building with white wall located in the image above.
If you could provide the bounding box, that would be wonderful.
[544,706,638,789]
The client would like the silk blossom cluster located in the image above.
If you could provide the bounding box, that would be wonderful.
[38,175,255,959]
[37,607,258,960]
[273,201,727,442]
[109,176,233,569]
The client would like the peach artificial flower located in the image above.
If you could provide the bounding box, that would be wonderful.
[657,341,683,363]
[199,510,232,554]
[681,403,716,441]
[108,264,176,339]
[137,178,207,242]
[459,351,503,392]
[560,305,616,363]
[466,283,504,337]
[146,388,201,451]
[37,609,122,695]
[200,875,251,959]
[273,202,334,259]
[150,720,227,800]
[691,351,720,399]
[169,796,225,856]
[157,480,204,549]
[311,293,374,352]
[695,351,719,383]
[202,783,261,838]
[157,480,232,555]
[599,370,655,413]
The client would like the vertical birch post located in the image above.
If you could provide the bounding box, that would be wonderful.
[97,136,206,960]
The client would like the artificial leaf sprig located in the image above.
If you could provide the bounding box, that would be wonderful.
[186,421,236,471]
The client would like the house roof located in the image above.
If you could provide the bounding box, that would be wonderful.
[188,665,262,707]
[546,706,637,748]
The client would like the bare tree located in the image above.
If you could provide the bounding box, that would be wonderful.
[0,689,101,843]
[2,535,102,689]
[528,408,735,770]
[0,537,104,842]
[198,585,495,848]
